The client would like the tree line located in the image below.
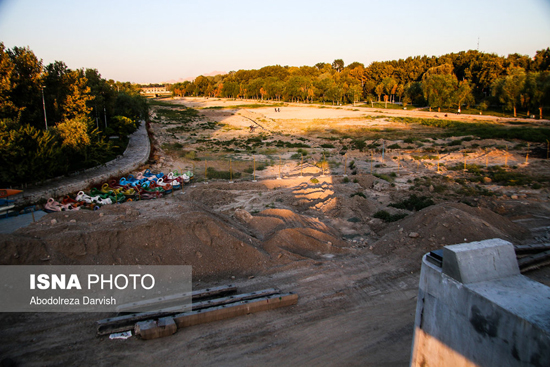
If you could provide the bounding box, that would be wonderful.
[169,49,550,117]
[0,42,148,187]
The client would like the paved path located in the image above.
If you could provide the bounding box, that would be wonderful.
[10,121,150,207]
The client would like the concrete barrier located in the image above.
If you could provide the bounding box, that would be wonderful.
[410,238,550,367]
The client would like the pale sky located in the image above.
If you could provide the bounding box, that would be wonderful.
[1,0,549,84]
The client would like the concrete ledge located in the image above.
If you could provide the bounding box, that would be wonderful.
[442,238,519,284]
[411,239,550,367]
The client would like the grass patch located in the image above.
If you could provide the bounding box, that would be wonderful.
[389,116,550,143]
[373,173,394,182]
[206,167,242,180]
[155,107,200,124]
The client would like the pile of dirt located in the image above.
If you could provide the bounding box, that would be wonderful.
[234,208,348,261]
[371,202,530,266]
[0,196,349,280]
[0,199,269,280]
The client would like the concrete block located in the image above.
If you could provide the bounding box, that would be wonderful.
[411,240,550,367]
[135,316,177,340]
[442,238,519,284]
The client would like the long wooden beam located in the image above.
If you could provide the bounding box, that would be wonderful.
[135,293,299,340]
[115,284,237,313]
[97,288,280,336]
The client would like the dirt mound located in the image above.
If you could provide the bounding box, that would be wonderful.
[371,202,530,266]
[186,186,239,208]
[235,208,348,260]
[1,198,350,280]
[0,199,270,280]
[289,182,338,213]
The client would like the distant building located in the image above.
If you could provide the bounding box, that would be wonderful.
[140,86,171,96]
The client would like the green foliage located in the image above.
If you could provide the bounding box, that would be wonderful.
[389,194,435,211]
[110,115,138,136]
[390,116,550,143]
[486,166,532,186]
[310,177,319,184]
[206,167,241,180]
[373,173,394,182]
[0,43,148,187]
[373,210,408,222]
[350,192,366,198]
[155,107,199,124]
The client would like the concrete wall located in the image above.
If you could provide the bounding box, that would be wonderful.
[410,238,550,367]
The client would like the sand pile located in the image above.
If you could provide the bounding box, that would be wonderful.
[371,202,530,262]
[1,196,349,279]
[234,208,348,261]
[0,199,270,279]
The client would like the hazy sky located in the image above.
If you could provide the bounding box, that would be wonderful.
[1,0,549,84]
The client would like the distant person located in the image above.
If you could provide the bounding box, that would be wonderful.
[458,107,461,114]
[275,108,277,112]
[278,108,280,112]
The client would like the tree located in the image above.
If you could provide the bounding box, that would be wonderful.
[422,73,457,112]
[0,43,18,119]
[332,59,344,73]
[55,116,92,150]
[347,84,362,106]
[454,80,474,109]
[62,70,93,121]
[7,46,43,127]
[404,82,424,106]
[492,67,526,117]
[531,71,550,119]
[381,77,398,104]
[375,84,384,102]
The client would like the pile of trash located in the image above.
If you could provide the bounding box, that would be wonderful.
[43,169,193,212]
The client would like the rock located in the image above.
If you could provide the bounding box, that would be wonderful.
[409,232,420,238]
[483,177,492,183]
[50,219,57,225]
[511,194,519,200]
[69,219,76,223]
[234,209,253,224]
[429,185,434,192]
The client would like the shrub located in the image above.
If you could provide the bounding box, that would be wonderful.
[373,210,408,222]
[389,194,434,211]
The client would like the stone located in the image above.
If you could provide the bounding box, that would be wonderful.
[234,209,253,224]
[409,232,420,238]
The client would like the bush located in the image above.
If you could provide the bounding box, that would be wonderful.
[389,194,434,211]
[373,210,408,222]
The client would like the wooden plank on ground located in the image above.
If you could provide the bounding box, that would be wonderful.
[514,244,550,254]
[97,288,280,336]
[518,249,550,269]
[173,293,298,330]
[116,284,237,313]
